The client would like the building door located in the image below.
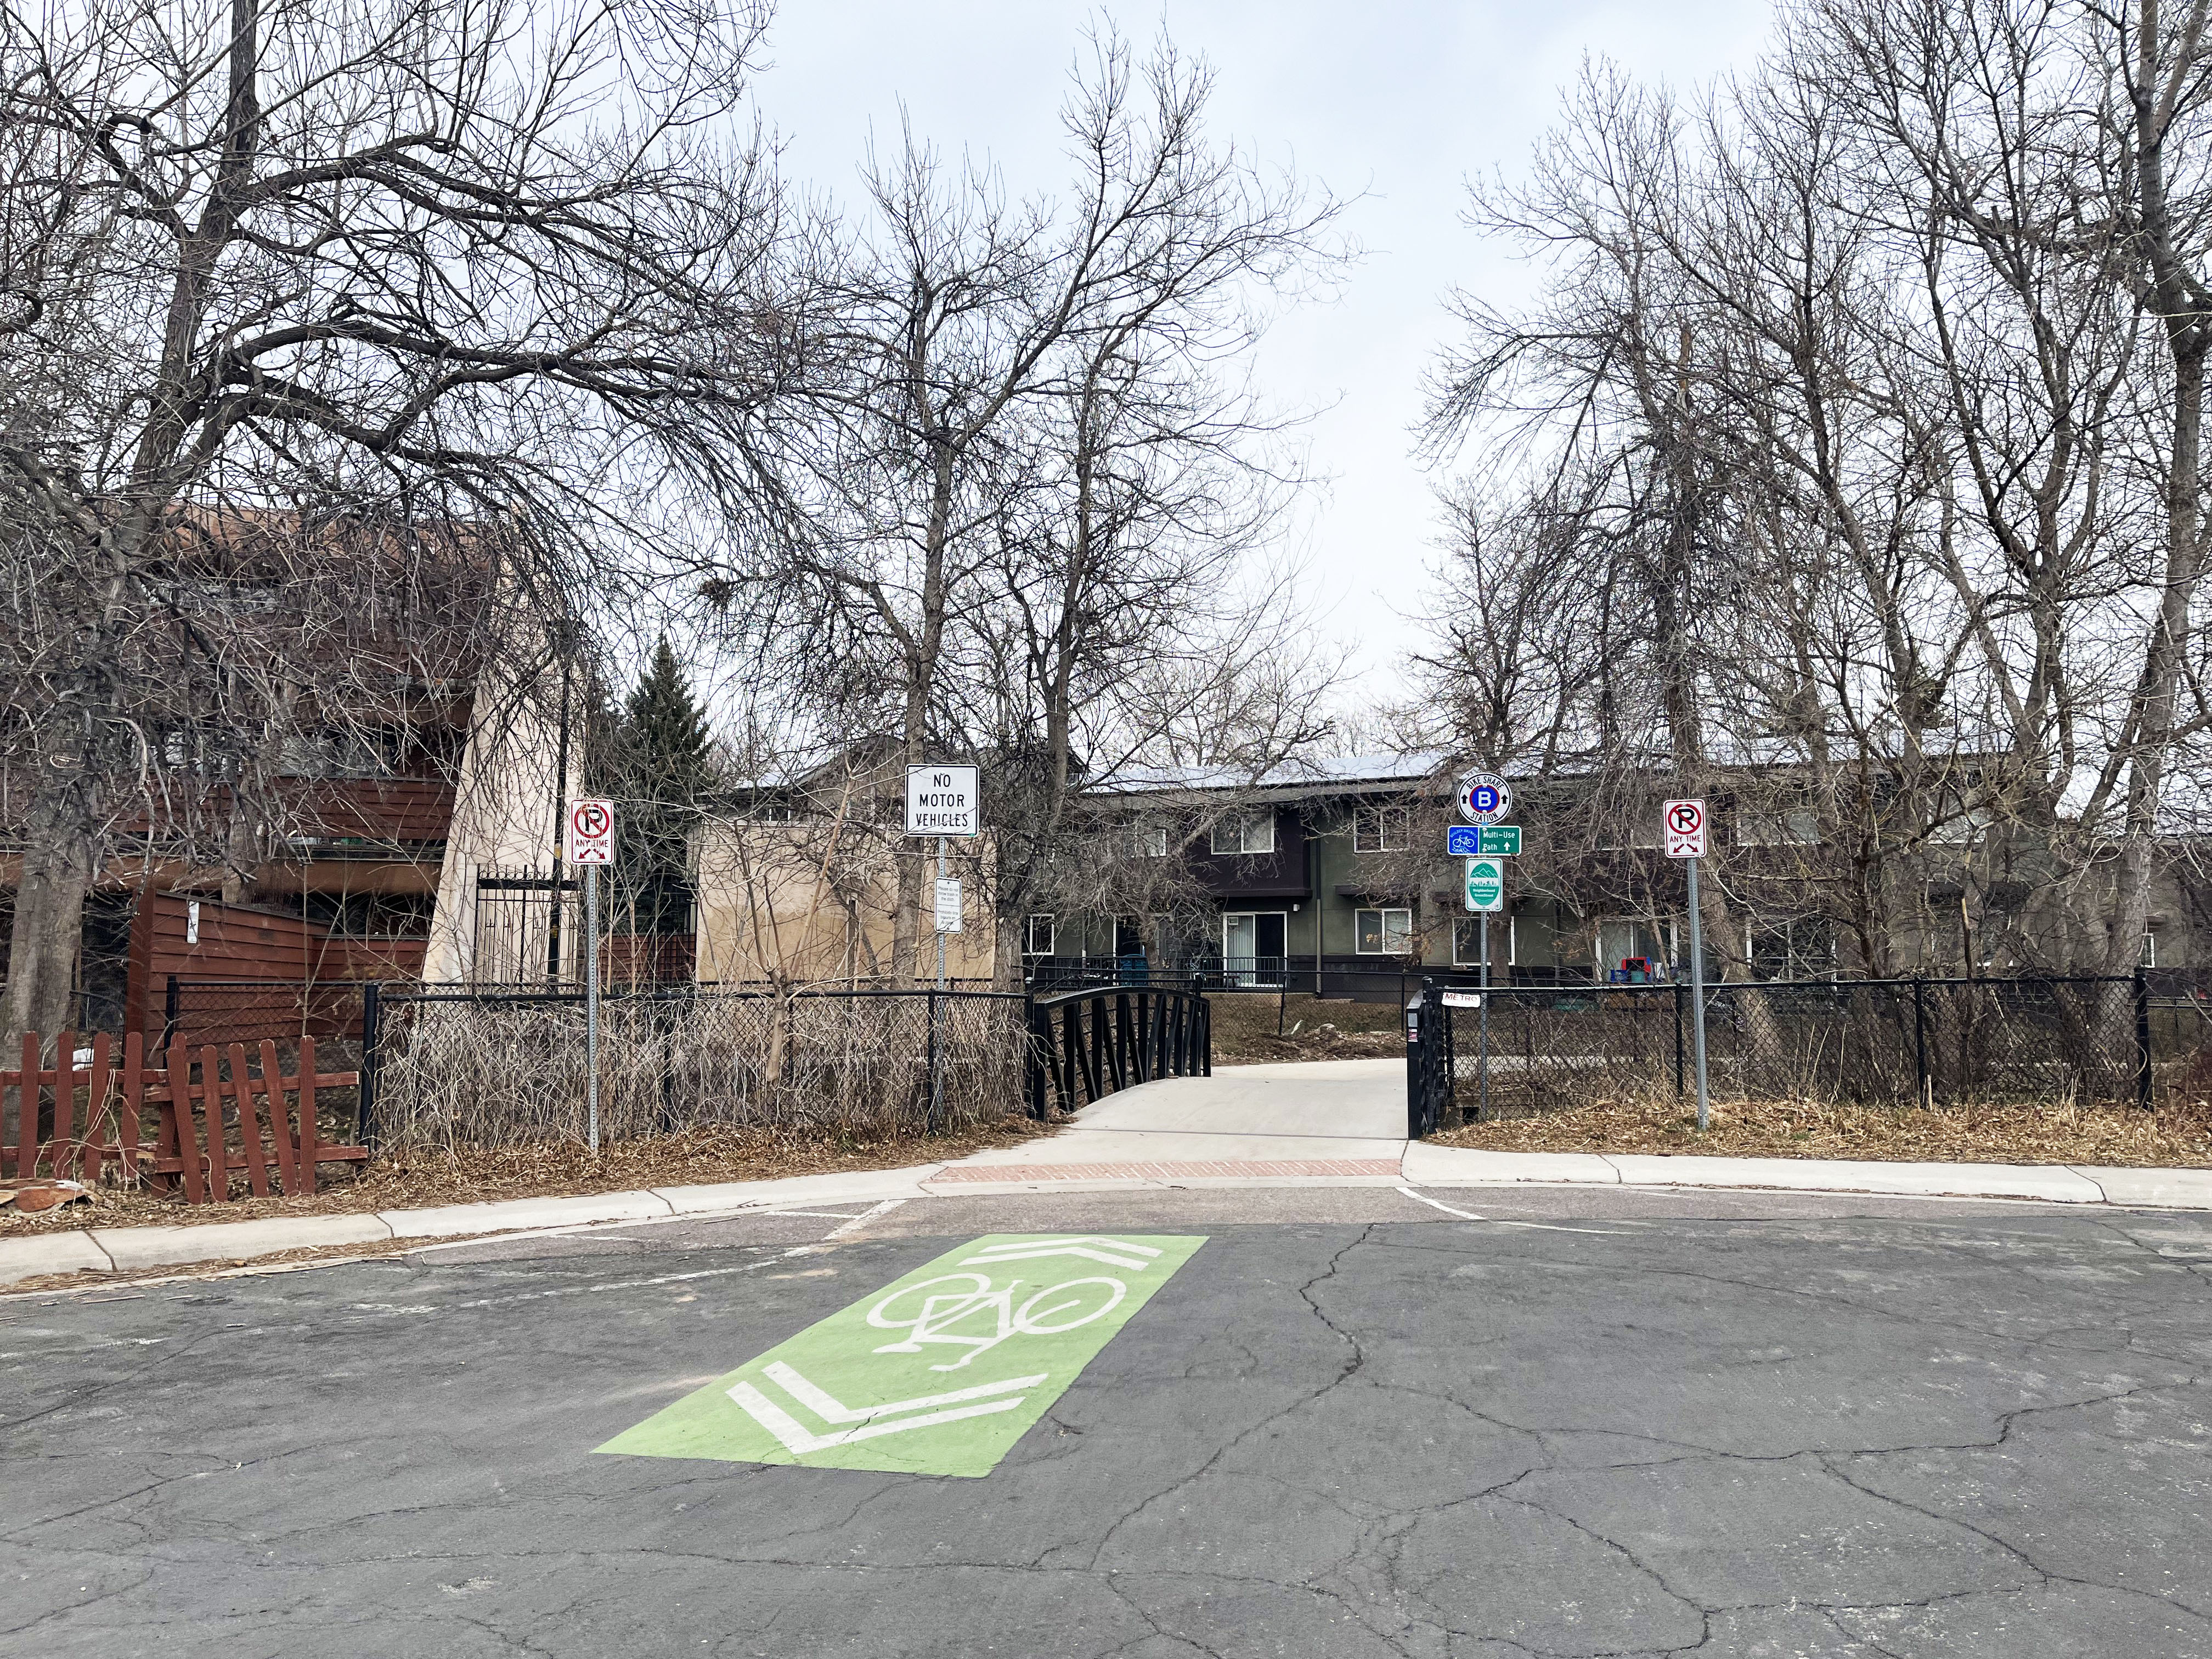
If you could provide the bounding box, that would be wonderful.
[1222,911,1287,986]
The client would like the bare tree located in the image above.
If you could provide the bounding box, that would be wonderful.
[0,0,787,1043]
[711,29,1347,985]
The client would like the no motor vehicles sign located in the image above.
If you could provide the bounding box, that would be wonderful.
[906,765,981,838]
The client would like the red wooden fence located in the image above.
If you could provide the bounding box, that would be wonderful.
[1,1030,368,1203]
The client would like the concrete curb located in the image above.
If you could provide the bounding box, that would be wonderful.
[5,1147,2210,1290]
[380,1190,675,1240]
[93,1215,395,1271]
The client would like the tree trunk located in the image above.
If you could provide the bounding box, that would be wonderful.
[2,781,98,1053]
[2112,341,2203,973]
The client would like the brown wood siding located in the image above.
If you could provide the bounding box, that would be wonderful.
[309,936,429,980]
[125,894,313,1037]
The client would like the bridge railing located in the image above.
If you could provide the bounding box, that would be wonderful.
[1027,985,1212,1116]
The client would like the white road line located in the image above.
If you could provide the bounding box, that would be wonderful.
[825,1198,907,1239]
[1395,1186,1626,1235]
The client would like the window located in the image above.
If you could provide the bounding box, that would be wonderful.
[1024,914,1055,957]
[1210,809,1276,856]
[1353,804,1410,853]
[1356,907,1412,955]
[1127,821,1169,858]
[1927,791,1995,845]
[275,726,402,780]
[1453,916,1514,967]
[1735,808,1822,847]
[304,893,436,939]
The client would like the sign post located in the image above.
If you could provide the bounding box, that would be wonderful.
[1463,856,1505,1121]
[565,798,616,1153]
[906,765,981,992]
[1663,799,1710,1131]
[907,765,981,1130]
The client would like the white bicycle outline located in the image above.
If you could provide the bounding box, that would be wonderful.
[866,1272,1128,1371]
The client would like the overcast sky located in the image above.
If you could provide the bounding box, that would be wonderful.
[748,0,1775,713]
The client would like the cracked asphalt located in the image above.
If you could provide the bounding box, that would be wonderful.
[4,1184,2210,1657]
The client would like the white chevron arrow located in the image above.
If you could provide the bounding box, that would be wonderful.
[726,1362,1048,1456]
[960,1237,1163,1271]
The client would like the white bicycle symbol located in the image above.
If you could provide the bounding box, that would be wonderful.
[866,1272,1127,1371]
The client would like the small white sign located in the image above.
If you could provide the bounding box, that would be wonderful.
[907,764,981,837]
[565,798,616,864]
[1663,799,1707,859]
[1456,770,1512,825]
[1441,990,1482,1009]
[185,900,201,945]
[933,877,964,934]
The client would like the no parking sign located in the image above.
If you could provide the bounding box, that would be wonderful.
[565,798,615,864]
[1662,799,1707,859]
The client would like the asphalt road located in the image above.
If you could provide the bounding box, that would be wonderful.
[5,1185,2210,1657]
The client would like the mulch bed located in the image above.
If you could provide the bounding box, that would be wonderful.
[1433,1094,2212,1167]
[0,1115,1065,1239]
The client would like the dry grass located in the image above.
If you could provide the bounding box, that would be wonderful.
[1434,1091,2212,1167]
[1211,993,1406,1064]
[0,1235,486,1299]
[0,1113,1064,1238]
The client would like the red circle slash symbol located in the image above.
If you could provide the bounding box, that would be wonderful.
[575,803,609,838]
[1667,802,1701,834]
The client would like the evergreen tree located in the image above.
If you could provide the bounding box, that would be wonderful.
[610,637,716,935]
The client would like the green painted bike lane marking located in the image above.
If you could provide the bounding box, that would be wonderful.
[596,1234,1207,1478]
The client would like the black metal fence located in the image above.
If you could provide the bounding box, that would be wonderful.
[1025,956,1424,1001]
[1027,985,1212,1115]
[1415,973,2180,1132]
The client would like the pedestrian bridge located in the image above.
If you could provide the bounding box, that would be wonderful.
[957,1058,1409,1176]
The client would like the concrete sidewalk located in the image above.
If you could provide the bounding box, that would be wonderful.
[6,1058,2210,1287]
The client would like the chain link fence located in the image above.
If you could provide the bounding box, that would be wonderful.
[1429,975,2171,1121]
[363,987,1031,1153]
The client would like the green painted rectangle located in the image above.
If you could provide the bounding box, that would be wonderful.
[1479,825,1521,856]
[596,1233,1207,1478]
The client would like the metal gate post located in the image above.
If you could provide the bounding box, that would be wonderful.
[2135,967,2153,1110]
[357,981,382,1149]
[1405,985,1427,1139]
[1913,977,1929,1107]
[1024,997,1049,1119]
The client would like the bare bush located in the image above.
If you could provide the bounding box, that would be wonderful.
[371,990,1026,1152]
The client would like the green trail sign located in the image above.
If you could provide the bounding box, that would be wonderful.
[597,1234,1207,1478]
[1464,857,1505,913]
[1479,825,1521,856]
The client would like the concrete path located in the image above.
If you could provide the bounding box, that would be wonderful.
[943,1058,1408,1174]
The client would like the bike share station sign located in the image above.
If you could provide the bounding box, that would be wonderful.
[599,1234,1208,1476]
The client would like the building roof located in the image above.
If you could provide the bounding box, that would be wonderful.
[1092,752,1454,799]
